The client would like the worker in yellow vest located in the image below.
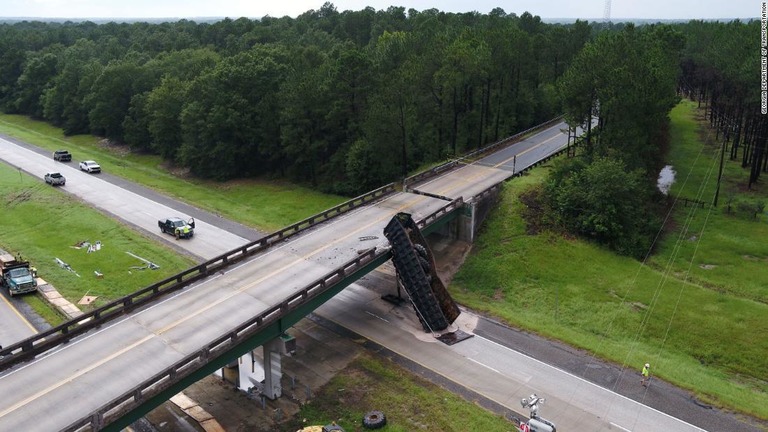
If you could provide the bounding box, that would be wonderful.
[641,363,651,387]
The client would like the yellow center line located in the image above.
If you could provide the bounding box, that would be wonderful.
[421,129,565,195]
[0,292,38,334]
[0,334,154,418]
[153,191,433,334]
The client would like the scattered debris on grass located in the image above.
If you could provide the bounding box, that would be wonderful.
[72,240,103,253]
[55,257,80,277]
[78,291,98,305]
[126,251,159,270]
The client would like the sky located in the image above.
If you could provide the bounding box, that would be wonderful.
[1,0,758,20]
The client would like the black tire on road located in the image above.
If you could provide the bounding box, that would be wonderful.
[362,410,386,429]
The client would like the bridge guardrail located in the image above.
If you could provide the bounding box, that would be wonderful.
[416,197,464,230]
[63,247,387,432]
[65,197,466,431]
[0,183,397,369]
[58,197,465,430]
[404,115,565,189]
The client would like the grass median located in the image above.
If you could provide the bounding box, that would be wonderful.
[0,163,197,325]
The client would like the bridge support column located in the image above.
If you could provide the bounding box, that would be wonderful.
[429,203,474,242]
[456,202,476,243]
[262,338,283,400]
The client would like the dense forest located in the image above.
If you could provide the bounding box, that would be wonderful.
[0,8,761,256]
[552,19,763,257]
[0,4,592,194]
[551,24,682,257]
[678,20,765,189]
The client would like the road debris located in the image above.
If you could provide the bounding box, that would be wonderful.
[55,257,80,277]
[126,251,159,270]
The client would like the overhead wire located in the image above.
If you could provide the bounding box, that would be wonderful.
[557,109,722,428]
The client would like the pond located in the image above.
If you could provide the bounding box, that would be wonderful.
[657,165,676,195]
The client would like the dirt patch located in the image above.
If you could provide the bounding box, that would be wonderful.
[742,255,766,262]
[160,161,192,179]
[699,264,717,270]
[98,138,132,157]
[426,233,472,285]
[5,190,33,207]
[519,187,548,235]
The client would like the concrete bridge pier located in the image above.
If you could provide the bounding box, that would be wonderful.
[427,202,475,243]
[261,334,296,399]
[429,189,500,244]
[262,338,284,400]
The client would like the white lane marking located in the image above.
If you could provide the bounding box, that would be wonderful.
[467,357,501,374]
[474,333,706,431]
[365,311,389,323]
[611,422,633,432]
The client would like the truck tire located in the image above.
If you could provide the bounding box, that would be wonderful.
[414,243,428,259]
[362,410,386,429]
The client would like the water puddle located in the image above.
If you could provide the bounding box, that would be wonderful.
[657,165,676,195]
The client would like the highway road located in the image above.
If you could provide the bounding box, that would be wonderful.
[0,125,759,431]
[0,137,250,260]
[0,294,38,349]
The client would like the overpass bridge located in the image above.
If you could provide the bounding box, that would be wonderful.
[0,119,580,431]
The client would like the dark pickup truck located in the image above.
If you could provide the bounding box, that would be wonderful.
[53,150,72,162]
[158,217,195,239]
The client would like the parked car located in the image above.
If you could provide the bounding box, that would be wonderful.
[44,172,66,186]
[79,160,101,173]
[53,150,72,162]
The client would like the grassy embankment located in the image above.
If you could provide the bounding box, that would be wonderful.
[450,99,768,420]
[0,162,197,324]
[0,116,520,431]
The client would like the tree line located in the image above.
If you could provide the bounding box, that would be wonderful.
[678,20,766,189]
[552,24,683,258]
[553,19,760,257]
[0,4,592,194]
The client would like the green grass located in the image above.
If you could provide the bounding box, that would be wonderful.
[0,163,197,318]
[651,100,768,303]
[0,115,345,232]
[286,353,518,431]
[451,101,768,420]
